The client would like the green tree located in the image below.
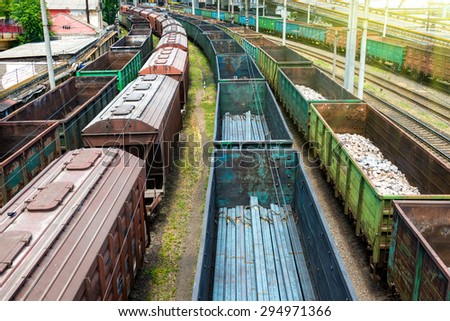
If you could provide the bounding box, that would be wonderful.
[0,0,13,20]
[103,0,119,25]
[10,0,52,44]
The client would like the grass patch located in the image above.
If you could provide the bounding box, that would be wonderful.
[145,40,216,301]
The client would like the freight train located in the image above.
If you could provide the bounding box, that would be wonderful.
[170,11,357,301]
[0,7,189,300]
[173,11,450,300]
[183,7,450,84]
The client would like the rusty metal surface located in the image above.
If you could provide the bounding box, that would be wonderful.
[389,201,450,300]
[82,75,181,152]
[0,148,147,300]
[155,15,169,36]
[111,34,153,62]
[161,25,187,37]
[79,51,138,71]
[2,77,117,151]
[139,47,189,104]
[156,32,188,52]
[0,121,61,207]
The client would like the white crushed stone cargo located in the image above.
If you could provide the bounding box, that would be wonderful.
[295,85,327,100]
[337,133,420,195]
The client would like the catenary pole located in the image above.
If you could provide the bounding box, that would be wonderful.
[40,0,55,89]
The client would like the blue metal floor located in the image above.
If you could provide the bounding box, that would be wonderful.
[213,196,316,301]
[222,112,270,141]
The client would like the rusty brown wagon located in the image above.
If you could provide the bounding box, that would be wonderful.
[82,75,182,216]
[0,148,147,300]
[139,47,189,107]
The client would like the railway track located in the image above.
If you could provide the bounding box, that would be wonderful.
[266,35,450,124]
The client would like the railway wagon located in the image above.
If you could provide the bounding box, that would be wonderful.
[258,16,282,33]
[258,46,312,94]
[0,121,61,207]
[195,31,233,61]
[128,28,152,37]
[193,149,357,301]
[324,28,377,52]
[211,11,225,20]
[156,32,188,51]
[155,15,169,36]
[227,27,261,45]
[76,51,142,91]
[139,47,189,106]
[1,77,117,152]
[110,34,153,64]
[214,81,292,149]
[82,75,182,214]
[275,20,327,43]
[161,24,187,37]
[161,18,182,30]
[241,37,279,64]
[404,44,450,82]
[309,102,450,272]
[118,12,133,30]
[147,12,161,31]
[388,201,450,301]
[0,148,147,300]
[208,39,246,75]
[366,36,407,70]
[277,67,360,137]
[215,54,264,83]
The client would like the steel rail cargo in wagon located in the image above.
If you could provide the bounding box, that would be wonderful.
[193,149,357,301]
[214,81,292,149]
[0,148,147,300]
[82,75,182,217]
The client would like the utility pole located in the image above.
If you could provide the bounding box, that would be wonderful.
[382,0,388,37]
[245,0,248,28]
[217,0,220,21]
[86,0,90,24]
[256,0,259,32]
[307,3,311,24]
[332,29,337,79]
[192,0,195,15]
[263,0,265,16]
[40,0,55,89]
[343,0,358,93]
[97,0,102,29]
[358,0,370,99]
[282,0,287,45]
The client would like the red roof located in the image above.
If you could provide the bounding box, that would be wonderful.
[51,13,96,35]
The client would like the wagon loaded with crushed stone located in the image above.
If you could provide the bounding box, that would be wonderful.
[309,102,450,274]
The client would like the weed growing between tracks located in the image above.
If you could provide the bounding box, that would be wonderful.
[145,41,216,300]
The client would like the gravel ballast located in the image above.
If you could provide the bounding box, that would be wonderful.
[337,133,420,195]
[295,85,327,100]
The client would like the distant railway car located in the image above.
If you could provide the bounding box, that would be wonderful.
[0,148,147,300]
[161,24,187,37]
[76,51,142,91]
[241,37,278,64]
[215,54,264,83]
[366,36,407,70]
[156,32,188,51]
[0,121,61,207]
[139,47,189,106]
[257,46,312,93]
[155,15,169,36]
[110,34,153,63]
[2,76,117,152]
[405,43,450,82]
[276,20,327,43]
[82,75,182,212]
[388,201,450,301]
